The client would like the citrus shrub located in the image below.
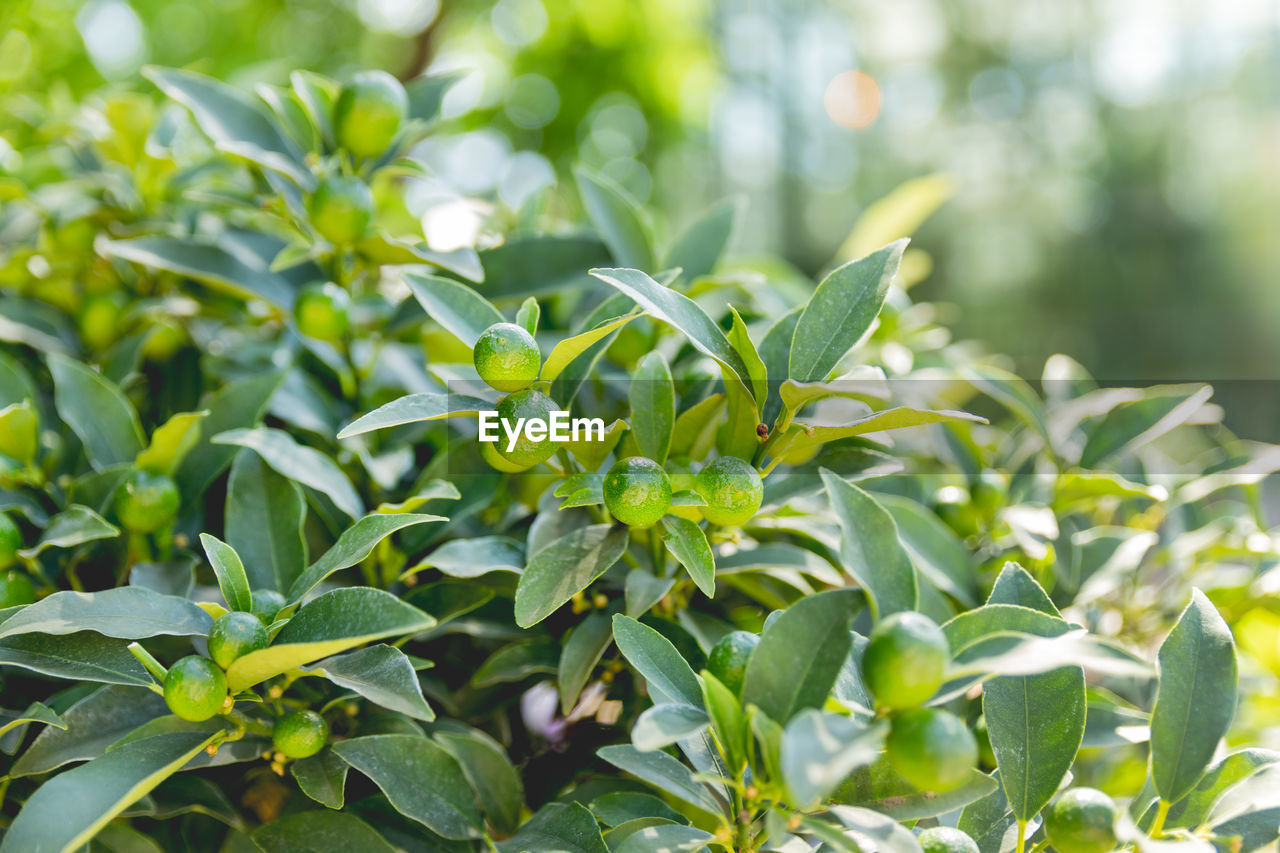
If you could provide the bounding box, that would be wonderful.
[0,64,1275,853]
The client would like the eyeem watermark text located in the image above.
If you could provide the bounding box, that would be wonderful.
[478,410,606,452]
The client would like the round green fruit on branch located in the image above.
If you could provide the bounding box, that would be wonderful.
[481,439,534,473]
[861,611,949,710]
[603,457,672,528]
[494,389,561,468]
[334,70,408,160]
[918,827,980,853]
[693,457,763,527]
[273,709,328,759]
[0,511,22,570]
[886,707,978,792]
[473,322,541,392]
[251,589,287,624]
[294,282,352,343]
[707,630,760,696]
[0,570,36,608]
[163,656,229,722]
[308,176,373,245]
[1044,788,1119,853]
[115,471,181,534]
[207,611,269,669]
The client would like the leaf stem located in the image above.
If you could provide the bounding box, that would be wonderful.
[1149,799,1171,839]
[1015,819,1027,853]
[127,642,168,683]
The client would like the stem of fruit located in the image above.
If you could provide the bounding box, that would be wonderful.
[649,527,666,576]
[1149,799,1171,838]
[1014,819,1027,853]
[127,642,168,683]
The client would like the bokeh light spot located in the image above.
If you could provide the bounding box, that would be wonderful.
[823,70,881,130]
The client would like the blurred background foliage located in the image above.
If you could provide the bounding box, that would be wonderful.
[3,0,1279,434]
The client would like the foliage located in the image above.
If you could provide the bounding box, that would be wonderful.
[0,64,1277,853]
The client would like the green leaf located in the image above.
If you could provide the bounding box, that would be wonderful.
[1,731,218,853]
[225,450,307,593]
[835,174,952,261]
[101,236,297,310]
[291,749,349,809]
[987,561,1060,616]
[472,641,559,686]
[48,354,145,470]
[1158,749,1280,830]
[559,612,613,714]
[338,392,493,438]
[781,711,887,809]
[135,411,207,476]
[516,296,540,335]
[591,793,688,827]
[253,811,396,852]
[434,726,524,835]
[1079,384,1214,468]
[612,615,702,707]
[633,704,710,752]
[984,667,1086,820]
[404,270,504,348]
[10,686,166,777]
[963,365,1052,450]
[213,427,363,520]
[405,580,493,624]
[589,267,755,399]
[701,669,748,774]
[741,588,859,723]
[824,805,924,853]
[406,70,464,122]
[0,633,153,688]
[597,745,724,816]
[838,764,999,821]
[145,67,308,181]
[175,371,285,505]
[1150,589,1239,803]
[821,471,917,619]
[789,240,906,382]
[308,644,434,721]
[359,234,483,282]
[612,824,714,853]
[496,802,609,853]
[514,525,628,628]
[477,235,612,301]
[411,535,523,579]
[575,167,655,271]
[0,587,212,640]
[630,351,675,464]
[540,310,643,383]
[660,516,715,598]
[332,734,483,840]
[224,588,435,692]
[878,494,979,608]
[774,407,985,461]
[665,196,740,282]
[199,533,252,613]
[941,604,1073,654]
[18,505,119,558]
[0,701,66,739]
[726,307,769,407]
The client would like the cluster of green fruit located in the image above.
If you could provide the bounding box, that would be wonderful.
[472,320,766,528]
[160,604,328,761]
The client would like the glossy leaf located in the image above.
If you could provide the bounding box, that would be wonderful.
[175,371,285,505]
[19,505,119,558]
[412,535,524,579]
[225,450,307,592]
[225,588,435,691]
[660,516,715,598]
[1150,589,1239,803]
[0,633,153,688]
[308,644,434,720]
[434,726,524,835]
[789,240,906,382]
[514,525,628,627]
[611,615,702,707]
[633,704,710,751]
[496,802,609,853]
[558,612,613,714]
[575,167,655,271]
[781,711,887,809]
[253,811,395,852]
[291,749,349,809]
[48,354,144,470]
[102,236,297,309]
[332,734,483,840]
[822,471,917,618]
[213,427,363,519]
[541,310,644,382]
[741,588,859,723]
[338,392,493,438]
[404,270,504,348]
[630,351,675,463]
[289,512,443,601]
[597,745,723,816]
[199,533,252,613]
[0,587,211,640]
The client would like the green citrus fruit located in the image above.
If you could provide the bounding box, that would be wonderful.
[142,317,187,361]
[666,458,702,522]
[0,569,36,608]
[918,827,980,853]
[0,511,21,570]
[294,282,352,342]
[163,656,228,722]
[861,611,949,709]
[707,630,759,696]
[308,176,373,245]
[207,611,269,669]
[78,292,126,351]
[474,322,541,392]
[251,589,287,624]
[1044,788,1119,853]
[0,400,38,462]
[115,471,180,533]
[481,439,533,473]
[334,70,408,159]
[603,457,672,528]
[693,457,763,527]
[273,709,328,758]
[494,389,560,468]
[886,708,978,792]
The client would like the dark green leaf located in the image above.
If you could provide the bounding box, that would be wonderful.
[611,615,701,707]
[308,645,434,721]
[291,749,349,809]
[0,588,212,640]
[558,612,613,714]
[199,533,252,613]
[434,726,524,835]
[514,525,628,627]
[597,745,723,816]
[19,505,119,558]
[821,471,917,619]
[48,354,144,470]
[253,811,395,852]
[101,236,297,309]
[575,167,655,271]
[225,450,307,593]
[660,516,715,598]
[289,512,445,601]
[631,351,675,463]
[213,427,363,519]
[405,270,504,348]
[0,633,154,688]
